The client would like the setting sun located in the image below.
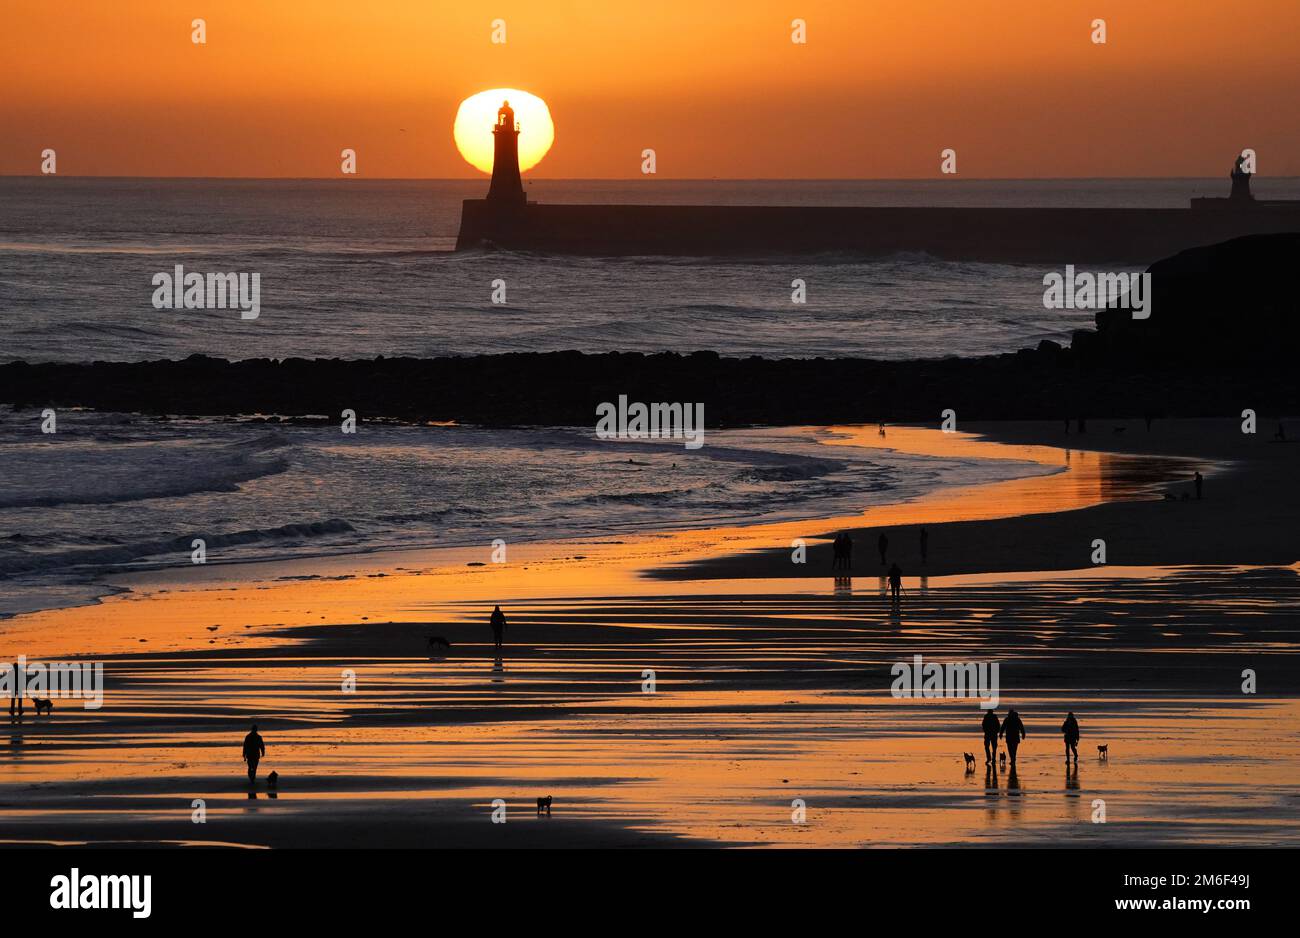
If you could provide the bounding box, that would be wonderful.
[453,89,555,175]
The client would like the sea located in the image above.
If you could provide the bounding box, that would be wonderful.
[7,176,1300,363]
[3,177,1295,616]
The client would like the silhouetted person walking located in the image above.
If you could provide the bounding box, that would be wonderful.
[1194,471,1203,500]
[1230,153,1253,201]
[877,533,889,565]
[1000,709,1026,770]
[842,533,852,570]
[490,604,507,652]
[920,527,929,564]
[1061,711,1080,764]
[887,562,902,604]
[982,709,1001,764]
[8,660,24,719]
[242,724,265,785]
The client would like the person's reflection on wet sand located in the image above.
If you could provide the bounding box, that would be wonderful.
[832,575,852,595]
[491,657,505,684]
[1063,763,1083,823]
[983,763,1000,823]
[1006,768,1023,820]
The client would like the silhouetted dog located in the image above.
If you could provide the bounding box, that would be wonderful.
[963,753,976,772]
[267,771,278,788]
[999,751,1007,770]
[427,636,451,655]
[32,698,53,715]
[536,795,552,815]
[1097,745,1109,760]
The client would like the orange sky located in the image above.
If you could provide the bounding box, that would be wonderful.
[3,0,1298,178]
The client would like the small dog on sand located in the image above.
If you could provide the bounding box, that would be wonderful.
[267,771,279,788]
[32,698,53,715]
[963,753,976,772]
[1097,744,1109,760]
[537,795,552,815]
[999,751,1007,770]
[427,636,451,655]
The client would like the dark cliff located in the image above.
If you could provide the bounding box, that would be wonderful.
[1083,232,1299,367]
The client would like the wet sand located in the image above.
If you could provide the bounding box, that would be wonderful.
[1,419,1297,847]
[663,417,1299,579]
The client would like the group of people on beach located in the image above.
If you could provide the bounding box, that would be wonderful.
[231,601,1095,793]
[979,709,1083,770]
[832,529,928,605]
[834,530,919,569]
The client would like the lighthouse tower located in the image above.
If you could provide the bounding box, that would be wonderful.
[486,100,526,207]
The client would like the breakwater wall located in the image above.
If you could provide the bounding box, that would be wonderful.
[456,200,1300,263]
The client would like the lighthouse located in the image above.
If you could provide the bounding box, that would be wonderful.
[486,100,526,207]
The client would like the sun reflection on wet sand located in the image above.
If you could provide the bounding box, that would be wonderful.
[3,689,1296,847]
[0,426,1292,847]
[0,426,1206,659]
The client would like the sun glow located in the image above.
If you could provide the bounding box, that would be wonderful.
[453,89,555,175]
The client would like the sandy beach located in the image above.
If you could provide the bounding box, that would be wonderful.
[2,419,1297,848]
